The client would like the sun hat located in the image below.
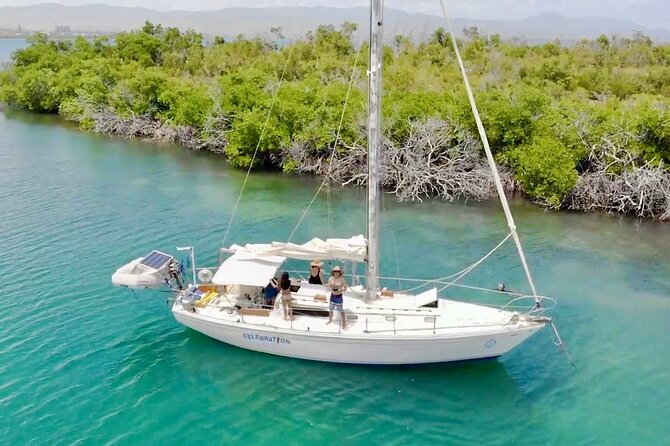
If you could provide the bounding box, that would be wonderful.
[310,260,322,267]
[332,265,342,273]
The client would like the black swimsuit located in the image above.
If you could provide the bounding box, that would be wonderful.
[308,270,323,285]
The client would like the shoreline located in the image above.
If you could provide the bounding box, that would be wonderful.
[1,28,669,221]
[3,105,668,222]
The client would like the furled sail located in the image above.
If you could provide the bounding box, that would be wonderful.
[228,235,367,262]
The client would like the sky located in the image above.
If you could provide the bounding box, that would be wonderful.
[0,0,667,29]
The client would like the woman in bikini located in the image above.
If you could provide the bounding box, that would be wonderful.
[277,271,293,320]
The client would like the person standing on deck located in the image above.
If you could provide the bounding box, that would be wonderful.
[308,261,324,285]
[327,266,347,329]
[278,272,293,321]
[263,277,279,307]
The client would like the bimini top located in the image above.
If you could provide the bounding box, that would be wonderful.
[228,235,367,263]
[211,235,367,287]
[212,252,286,287]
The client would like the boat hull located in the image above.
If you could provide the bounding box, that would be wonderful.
[173,308,545,365]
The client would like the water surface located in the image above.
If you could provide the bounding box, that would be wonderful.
[0,38,25,65]
[1,108,669,445]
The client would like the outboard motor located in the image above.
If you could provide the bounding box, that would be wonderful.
[167,259,184,290]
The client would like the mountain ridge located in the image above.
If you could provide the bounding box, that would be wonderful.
[0,3,668,42]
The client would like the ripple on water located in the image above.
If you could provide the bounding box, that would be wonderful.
[1,108,670,445]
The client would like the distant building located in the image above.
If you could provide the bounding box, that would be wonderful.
[54,25,71,34]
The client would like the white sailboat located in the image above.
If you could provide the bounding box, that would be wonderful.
[112,0,556,364]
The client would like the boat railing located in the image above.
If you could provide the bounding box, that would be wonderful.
[281,270,538,297]
[282,270,556,313]
[192,267,548,300]
[498,295,557,315]
[180,293,548,335]
[187,267,556,317]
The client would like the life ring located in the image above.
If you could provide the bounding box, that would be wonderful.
[198,269,213,283]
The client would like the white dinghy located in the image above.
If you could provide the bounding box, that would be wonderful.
[112,250,180,289]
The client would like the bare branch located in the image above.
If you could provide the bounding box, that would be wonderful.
[285,118,516,202]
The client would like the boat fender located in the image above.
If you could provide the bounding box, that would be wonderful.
[199,291,218,306]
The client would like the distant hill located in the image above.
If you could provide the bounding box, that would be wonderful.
[1,3,669,42]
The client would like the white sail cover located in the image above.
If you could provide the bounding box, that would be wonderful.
[229,235,367,262]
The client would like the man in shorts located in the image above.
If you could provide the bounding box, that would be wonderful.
[327,266,347,329]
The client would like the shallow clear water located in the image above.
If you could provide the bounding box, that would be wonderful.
[0,38,25,65]
[1,104,670,443]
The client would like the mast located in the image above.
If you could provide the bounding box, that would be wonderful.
[366,0,383,301]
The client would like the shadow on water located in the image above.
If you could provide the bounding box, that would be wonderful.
[111,306,541,414]
[2,106,79,128]
[1,106,228,170]
[162,327,564,445]
[174,327,524,396]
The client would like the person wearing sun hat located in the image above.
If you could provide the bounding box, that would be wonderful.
[327,265,347,329]
[308,260,324,285]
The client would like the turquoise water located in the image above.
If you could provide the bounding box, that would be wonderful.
[0,38,25,65]
[2,107,670,444]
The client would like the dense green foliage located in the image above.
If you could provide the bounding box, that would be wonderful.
[1,24,669,207]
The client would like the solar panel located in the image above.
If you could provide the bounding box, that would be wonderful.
[140,250,173,270]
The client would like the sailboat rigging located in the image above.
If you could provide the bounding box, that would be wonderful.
[111,0,557,364]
